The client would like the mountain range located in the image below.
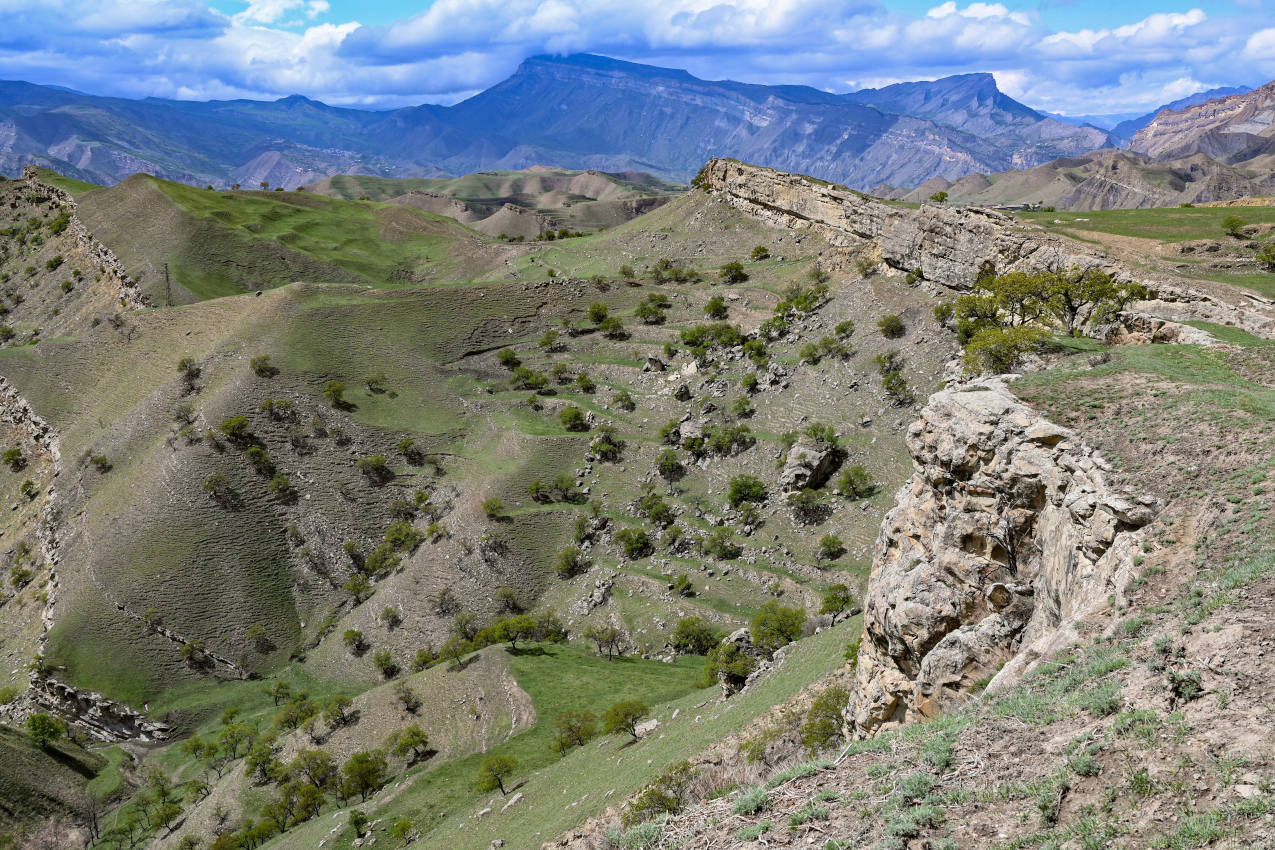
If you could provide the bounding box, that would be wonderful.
[0,54,1110,192]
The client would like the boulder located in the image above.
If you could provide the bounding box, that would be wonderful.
[777,438,839,493]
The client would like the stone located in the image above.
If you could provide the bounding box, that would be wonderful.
[847,377,1157,738]
[777,437,839,493]
[501,793,524,812]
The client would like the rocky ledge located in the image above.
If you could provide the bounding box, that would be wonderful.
[847,379,1157,737]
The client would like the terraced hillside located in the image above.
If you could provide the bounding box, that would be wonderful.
[3,158,1275,850]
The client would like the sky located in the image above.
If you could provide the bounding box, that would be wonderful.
[2,0,1274,116]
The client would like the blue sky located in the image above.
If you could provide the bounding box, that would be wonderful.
[4,1,1274,115]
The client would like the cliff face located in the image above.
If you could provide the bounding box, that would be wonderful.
[699,158,1275,336]
[847,380,1156,737]
[1131,81,1275,164]
[698,158,1121,290]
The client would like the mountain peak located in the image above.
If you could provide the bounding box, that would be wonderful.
[517,53,696,82]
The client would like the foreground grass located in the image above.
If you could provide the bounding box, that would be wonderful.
[268,622,856,850]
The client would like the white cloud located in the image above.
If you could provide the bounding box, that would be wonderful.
[0,0,1269,115]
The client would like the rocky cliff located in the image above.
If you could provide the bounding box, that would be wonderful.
[699,158,1125,290]
[699,158,1275,336]
[847,379,1156,737]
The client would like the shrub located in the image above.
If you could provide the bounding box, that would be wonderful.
[877,314,905,338]
[613,389,636,411]
[482,497,503,518]
[559,405,589,431]
[356,455,391,483]
[800,686,849,754]
[552,545,589,577]
[733,787,770,815]
[614,527,652,559]
[705,641,757,690]
[751,245,770,261]
[372,650,399,679]
[750,600,806,654]
[838,464,874,498]
[720,261,748,284]
[704,295,727,319]
[670,617,721,655]
[671,574,694,597]
[656,448,683,481]
[727,474,767,508]
[1223,215,1246,237]
[962,324,1048,374]
[496,348,520,369]
[250,354,277,377]
[588,302,609,324]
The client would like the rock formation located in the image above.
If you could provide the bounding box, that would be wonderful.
[847,379,1156,737]
[777,437,839,493]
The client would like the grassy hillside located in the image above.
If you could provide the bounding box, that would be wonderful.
[0,166,953,850]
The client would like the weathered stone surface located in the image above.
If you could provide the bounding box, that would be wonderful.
[29,677,169,742]
[698,158,1275,336]
[847,378,1156,737]
[777,437,839,493]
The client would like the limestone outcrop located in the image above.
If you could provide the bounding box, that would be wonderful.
[777,437,840,493]
[847,379,1156,737]
[29,677,169,742]
[698,158,1119,290]
[698,158,1275,336]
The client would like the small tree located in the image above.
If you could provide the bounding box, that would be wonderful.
[250,354,277,377]
[719,262,748,284]
[394,724,429,763]
[265,681,293,706]
[554,545,590,578]
[929,191,949,204]
[584,624,625,658]
[602,700,649,740]
[373,650,399,679]
[819,584,855,625]
[26,712,63,748]
[323,380,345,407]
[1223,215,1247,238]
[704,295,727,319]
[750,600,806,654]
[838,465,874,499]
[751,245,770,261]
[482,496,504,518]
[554,710,597,753]
[588,302,609,324]
[341,750,388,801]
[817,534,844,562]
[476,754,517,794]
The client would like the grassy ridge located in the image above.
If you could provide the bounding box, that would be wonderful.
[1017,205,1275,242]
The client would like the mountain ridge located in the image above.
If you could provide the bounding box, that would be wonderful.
[0,53,1112,192]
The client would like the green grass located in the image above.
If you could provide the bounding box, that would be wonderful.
[1183,321,1275,347]
[269,621,857,850]
[0,725,109,831]
[1016,206,1275,242]
[152,181,470,297]
[31,169,100,195]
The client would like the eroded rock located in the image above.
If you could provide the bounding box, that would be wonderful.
[847,378,1156,737]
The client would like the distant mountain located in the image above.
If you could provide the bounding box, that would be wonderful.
[1130,82,1275,166]
[0,54,1113,192]
[888,148,1275,211]
[1111,86,1252,142]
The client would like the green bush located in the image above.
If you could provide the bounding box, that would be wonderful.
[732,787,770,815]
[750,600,806,654]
